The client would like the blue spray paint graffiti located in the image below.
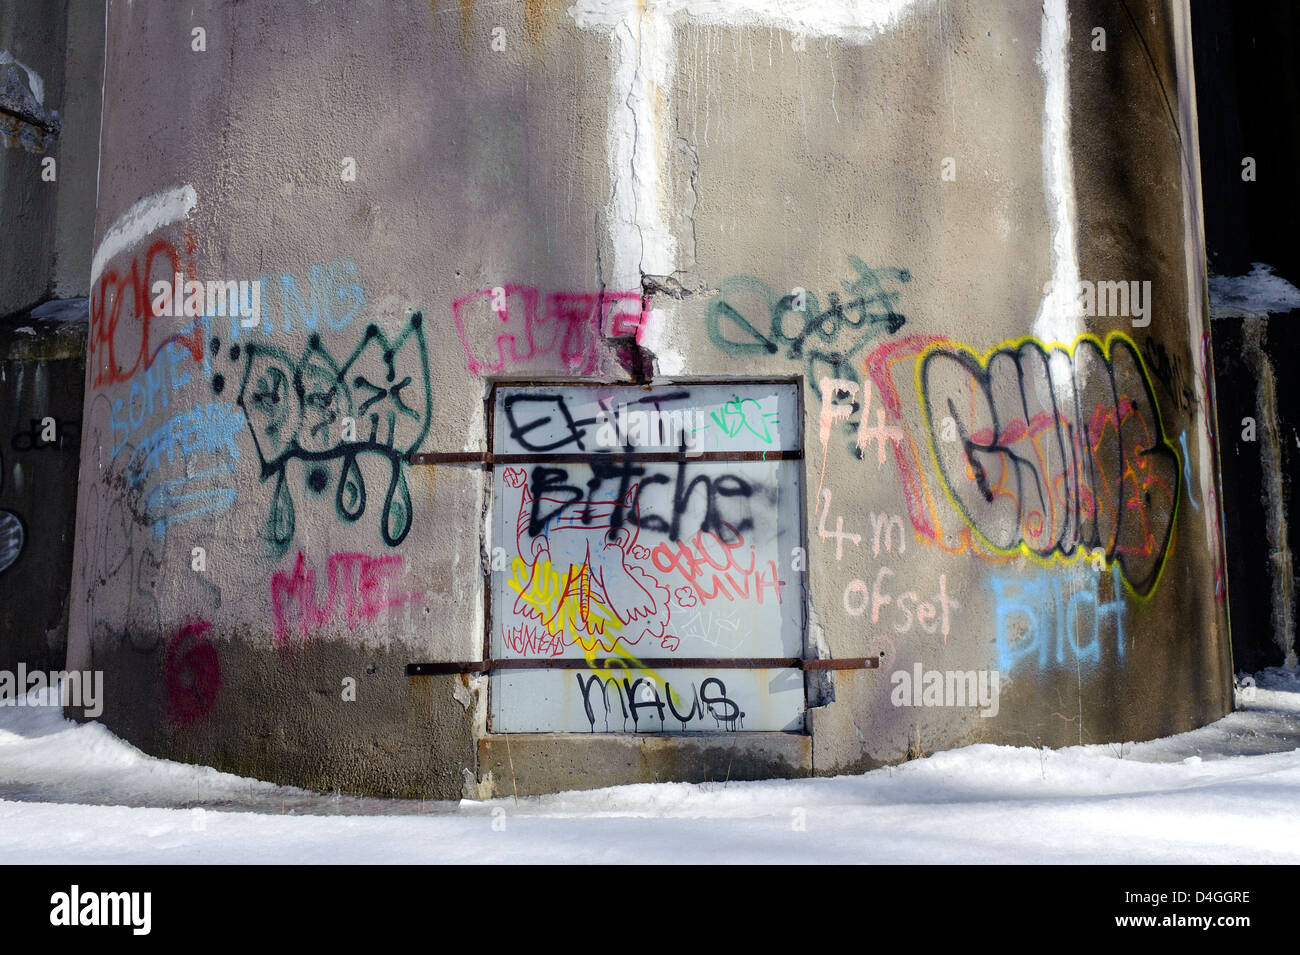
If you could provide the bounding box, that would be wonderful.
[125,402,244,489]
[1179,430,1199,511]
[992,563,1127,673]
[141,464,238,538]
[102,258,370,539]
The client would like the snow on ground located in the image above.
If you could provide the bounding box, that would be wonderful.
[1,669,1298,864]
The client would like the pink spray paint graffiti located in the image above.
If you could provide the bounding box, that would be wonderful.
[453,285,649,376]
[270,551,422,647]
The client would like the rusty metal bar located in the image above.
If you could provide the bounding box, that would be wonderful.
[0,103,59,135]
[407,656,876,675]
[801,657,878,671]
[407,451,485,465]
[408,449,803,466]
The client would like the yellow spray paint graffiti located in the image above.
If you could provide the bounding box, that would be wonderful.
[914,331,1180,596]
[508,557,625,648]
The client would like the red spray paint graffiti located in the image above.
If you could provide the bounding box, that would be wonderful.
[165,619,222,724]
[858,334,952,547]
[89,235,207,391]
[651,525,785,606]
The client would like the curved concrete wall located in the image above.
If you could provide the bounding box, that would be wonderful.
[68,0,1232,797]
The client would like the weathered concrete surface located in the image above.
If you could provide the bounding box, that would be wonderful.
[90,631,475,797]
[477,732,810,798]
[0,0,103,316]
[1193,0,1300,677]
[1211,315,1299,674]
[66,0,1231,797]
[0,301,87,674]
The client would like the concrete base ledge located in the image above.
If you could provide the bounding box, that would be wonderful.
[476,732,812,798]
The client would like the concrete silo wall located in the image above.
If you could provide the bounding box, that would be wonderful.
[66,0,1232,797]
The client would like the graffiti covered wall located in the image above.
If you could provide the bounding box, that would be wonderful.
[488,382,805,734]
[67,0,1231,797]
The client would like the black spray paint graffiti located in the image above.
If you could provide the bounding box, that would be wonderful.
[525,460,757,545]
[706,255,909,389]
[920,334,1179,595]
[501,390,762,544]
[707,256,909,460]
[1141,337,1200,415]
[502,389,697,453]
[575,673,744,732]
[236,312,431,556]
[78,414,161,647]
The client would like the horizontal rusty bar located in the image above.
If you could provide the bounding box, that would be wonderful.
[802,657,878,671]
[408,449,802,466]
[407,662,489,675]
[407,656,877,675]
[408,451,485,465]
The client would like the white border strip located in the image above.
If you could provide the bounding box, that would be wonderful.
[89,185,197,287]
[1031,0,1082,344]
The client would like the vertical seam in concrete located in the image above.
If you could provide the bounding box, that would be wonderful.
[574,0,930,290]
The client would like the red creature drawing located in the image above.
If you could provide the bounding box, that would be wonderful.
[509,479,673,653]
